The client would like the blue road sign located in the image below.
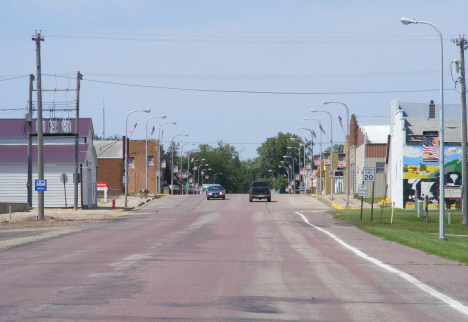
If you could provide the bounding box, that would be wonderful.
[35,179,47,191]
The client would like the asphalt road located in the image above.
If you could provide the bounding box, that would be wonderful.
[0,194,467,321]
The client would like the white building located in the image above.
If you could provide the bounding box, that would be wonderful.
[0,118,98,208]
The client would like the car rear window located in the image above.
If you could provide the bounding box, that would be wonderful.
[252,182,269,187]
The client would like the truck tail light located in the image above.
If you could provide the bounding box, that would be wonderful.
[268,189,270,194]
[250,189,253,194]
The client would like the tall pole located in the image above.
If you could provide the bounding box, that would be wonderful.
[455,36,468,224]
[157,121,176,194]
[146,116,166,191]
[33,31,44,219]
[323,101,350,206]
[74,71,82,211]
[27,74,35,207]
[401,18,445,239]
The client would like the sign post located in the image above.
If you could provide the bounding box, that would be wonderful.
[60,173,68,208]
[358,184,367,220]
[363,167,376,221]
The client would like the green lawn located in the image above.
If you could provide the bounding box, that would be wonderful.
[330,207,468,264]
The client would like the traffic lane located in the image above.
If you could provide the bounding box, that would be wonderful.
[295,197,468,307]
[0,195,209,320]
[98,194,464,321]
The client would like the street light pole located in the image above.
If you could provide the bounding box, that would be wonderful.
[171,134,188,195]
[146,115,166,192]
[125,109,151,207]
[180,143,195,193]
[401,17,446,239]
[157,121,176,194]
[323,101,350,207]
[297,129,314,194]
[311,109,333,199]
[304,118,324,195]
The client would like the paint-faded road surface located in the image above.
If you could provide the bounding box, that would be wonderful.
[1,194,467,321]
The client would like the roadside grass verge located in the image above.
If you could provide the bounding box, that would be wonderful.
[330,207,468,264]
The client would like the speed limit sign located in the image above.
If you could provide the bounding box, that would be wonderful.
[363,167,375,182]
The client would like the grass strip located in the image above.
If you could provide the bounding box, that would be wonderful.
[330,207,468,264]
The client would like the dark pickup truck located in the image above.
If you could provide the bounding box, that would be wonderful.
[249,181,271,202]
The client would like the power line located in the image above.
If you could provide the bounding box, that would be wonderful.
[82,78,442,95]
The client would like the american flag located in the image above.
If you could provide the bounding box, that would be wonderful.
[201,170,204,175]
[297,147,300,152]
[176,142,180,150]
[423,136,439,159]
[338,115,343,127]
[161,130,164,139]
[304,137,308,142]
[205,175,209,180]
[283,173,287,177]
[193,166,198,171]
[312,130,317,138]
[319,124,325,134]
[129,123,137,134]
[288,164,292,169]
[191,157,194,163]
[150,126,155,136]
[273,177,276,182]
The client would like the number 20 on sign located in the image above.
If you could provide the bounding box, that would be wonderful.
[363,167,375,182]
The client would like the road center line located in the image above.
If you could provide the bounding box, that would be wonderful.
[295,212,468,316]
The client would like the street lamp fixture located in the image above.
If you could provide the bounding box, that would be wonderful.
[125,109,151,207]
[400,17,446,239]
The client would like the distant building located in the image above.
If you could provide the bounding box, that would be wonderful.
[348,115,390,198]
[94,140,124,194]
[0,118,98,208]
[388,100,464,209]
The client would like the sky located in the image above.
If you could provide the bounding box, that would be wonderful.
[1,0,468,160]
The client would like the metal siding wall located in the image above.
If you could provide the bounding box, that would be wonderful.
[0,164,80,207]
[0,164,28,203]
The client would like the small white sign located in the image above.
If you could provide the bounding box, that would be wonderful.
[363,167,375,182]
[358,184,368,197]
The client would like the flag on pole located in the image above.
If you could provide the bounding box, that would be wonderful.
[201,170,204,175]
[176,142,180,150]
[193,166,198,171]
[288,164,292,169]
[273,177,276,182]
[338,115,343,127]
[319,124,325,134]
[150,126,155,136]
[129,123,137,134]
[191,157,194,163]
[283,173,287,177]
[297,147,300,152]
[304,137,308,143]
[312,130,317,138]
[205,175,209,180]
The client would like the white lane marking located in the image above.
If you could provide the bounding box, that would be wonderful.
[296,212,468,316]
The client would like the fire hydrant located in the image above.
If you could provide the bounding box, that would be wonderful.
[112,199,116,210]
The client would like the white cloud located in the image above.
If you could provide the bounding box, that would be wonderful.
[403,145,422,158]
[445,147,461,156]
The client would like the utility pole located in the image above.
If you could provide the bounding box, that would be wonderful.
[32,31,44,220]
[103,99,105,139]
[453,36,468,224]
[74,71,82,210]
[27,74,35,207]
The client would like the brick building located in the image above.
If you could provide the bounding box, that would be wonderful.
[94,140,124,194]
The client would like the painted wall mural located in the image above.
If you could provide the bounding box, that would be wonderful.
[403,144,464,209]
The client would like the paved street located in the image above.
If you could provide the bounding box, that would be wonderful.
[0,194,467,321]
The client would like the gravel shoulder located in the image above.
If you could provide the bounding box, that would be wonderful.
[0,195,158,251]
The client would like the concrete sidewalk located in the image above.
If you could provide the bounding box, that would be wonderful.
[0,194,157,225]
[312,193,383,209]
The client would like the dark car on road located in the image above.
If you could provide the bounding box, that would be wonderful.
[206,185,226,200]
[249,181,271,202]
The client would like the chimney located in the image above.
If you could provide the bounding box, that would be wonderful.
[429,100,435,118]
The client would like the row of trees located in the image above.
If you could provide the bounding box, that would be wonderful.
[162,132,343,193]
